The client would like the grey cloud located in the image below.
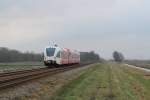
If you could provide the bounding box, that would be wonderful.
[0,0,150,59]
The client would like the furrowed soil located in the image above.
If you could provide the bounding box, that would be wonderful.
[51,63,150,100]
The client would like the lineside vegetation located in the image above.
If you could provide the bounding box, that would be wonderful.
[0,47,101,63]
[51,63,150,100]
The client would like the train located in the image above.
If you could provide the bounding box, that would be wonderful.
[44,45,80,66]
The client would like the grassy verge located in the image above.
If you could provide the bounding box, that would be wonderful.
[51,63,150,100]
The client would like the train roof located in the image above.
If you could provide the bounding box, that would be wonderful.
[45,46,79,53]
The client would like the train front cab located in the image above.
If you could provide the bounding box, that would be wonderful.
[44,47,61,67]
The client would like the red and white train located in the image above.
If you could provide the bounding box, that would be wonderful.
[44,45,80,66]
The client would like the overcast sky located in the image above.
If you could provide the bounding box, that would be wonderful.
[0,0,150,59]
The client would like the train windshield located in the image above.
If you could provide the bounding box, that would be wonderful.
[46,48,56,57]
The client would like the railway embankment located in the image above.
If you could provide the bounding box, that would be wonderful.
[1,63,150,100]
[0,64,93,100]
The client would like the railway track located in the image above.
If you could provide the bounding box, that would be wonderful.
[0,63,90,90]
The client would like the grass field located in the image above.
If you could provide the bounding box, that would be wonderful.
[51,63,150,100]
[0,62,44,72]
[126,60,150,69]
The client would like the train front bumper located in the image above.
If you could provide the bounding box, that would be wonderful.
[44,60,55,64]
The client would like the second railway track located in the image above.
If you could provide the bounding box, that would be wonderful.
[0,63,91,90]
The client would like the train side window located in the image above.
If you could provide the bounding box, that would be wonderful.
[56,51,61,58]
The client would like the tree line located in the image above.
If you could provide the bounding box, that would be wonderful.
[0,47,126,63]
[0,47,101,63]
[80,51,102,63]
[0,47,42,62]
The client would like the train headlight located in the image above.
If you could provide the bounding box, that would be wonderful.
[47,60,51,63]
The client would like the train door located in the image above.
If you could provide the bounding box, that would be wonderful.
[56,51,61,65]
